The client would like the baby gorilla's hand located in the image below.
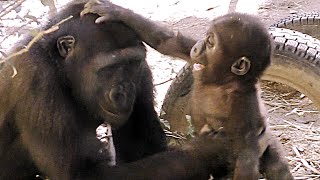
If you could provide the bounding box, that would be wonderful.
[81,0,125,23]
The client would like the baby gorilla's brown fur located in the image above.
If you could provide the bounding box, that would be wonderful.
[189,13,293,179]
[82,1,294,179]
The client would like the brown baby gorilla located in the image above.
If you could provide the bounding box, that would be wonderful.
[189,14,293,180]
[0,0,232,179]
[82,1,294,179]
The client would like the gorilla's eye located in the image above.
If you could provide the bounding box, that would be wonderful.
[206,34,215,48]
[258,126,266,137]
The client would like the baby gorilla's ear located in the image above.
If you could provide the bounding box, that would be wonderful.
[231,56,251,75]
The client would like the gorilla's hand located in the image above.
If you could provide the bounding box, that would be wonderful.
[183,128,234,177]
[81,0,127,23]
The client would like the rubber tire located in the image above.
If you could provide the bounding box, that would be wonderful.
[271,12,320,39]
[160,27,320,134]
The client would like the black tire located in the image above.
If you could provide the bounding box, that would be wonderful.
[271,12,320,39]
[160,27,320,134]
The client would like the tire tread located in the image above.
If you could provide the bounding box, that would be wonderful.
[271,12,320,28]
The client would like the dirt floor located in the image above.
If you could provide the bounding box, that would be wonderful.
[261,81,320,179]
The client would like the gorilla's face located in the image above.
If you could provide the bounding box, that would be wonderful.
[57,33,145,128]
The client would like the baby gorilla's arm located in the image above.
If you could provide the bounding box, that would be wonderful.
[81,0,196,63]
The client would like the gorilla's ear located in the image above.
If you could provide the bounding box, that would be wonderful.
[57,35,76,58]
[231,56,251,76]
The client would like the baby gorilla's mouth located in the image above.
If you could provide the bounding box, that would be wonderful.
[193,63,205,71]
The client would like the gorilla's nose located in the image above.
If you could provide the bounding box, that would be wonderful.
[190,40,205,58]
[109,86,127,108]
[107,84,135,112]
[192,46,200,54]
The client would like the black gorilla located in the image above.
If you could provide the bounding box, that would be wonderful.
[0,1,231,179]
[0,0,163,179]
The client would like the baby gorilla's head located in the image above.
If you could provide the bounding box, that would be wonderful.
[191,13,272,85]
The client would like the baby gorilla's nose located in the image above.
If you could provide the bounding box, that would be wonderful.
[190,40,205,59]
[192,46,200,54]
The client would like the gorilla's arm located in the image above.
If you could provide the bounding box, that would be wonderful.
[81,0,196,63]
[88,134,230,180]
[95,151,208,180]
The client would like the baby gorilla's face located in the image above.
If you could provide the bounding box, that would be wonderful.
[190,33,218,71]
[190,29,235,85]
[190,13,272,85]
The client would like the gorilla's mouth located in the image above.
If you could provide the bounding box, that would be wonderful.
[99,103,119,117]
[193,63,205,71]
[98,103,131,128]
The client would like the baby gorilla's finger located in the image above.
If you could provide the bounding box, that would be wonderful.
[81,0,112,17]
[80,8,91,17]
[96,16,112,23]
[84,0,104,8]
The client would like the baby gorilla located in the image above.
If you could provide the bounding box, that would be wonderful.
[189,14,293,180]
[82,1,294,179]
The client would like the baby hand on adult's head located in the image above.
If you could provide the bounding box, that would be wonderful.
[80,0,123,23]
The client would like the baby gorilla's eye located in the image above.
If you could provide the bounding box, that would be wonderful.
[206,34,215,48]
